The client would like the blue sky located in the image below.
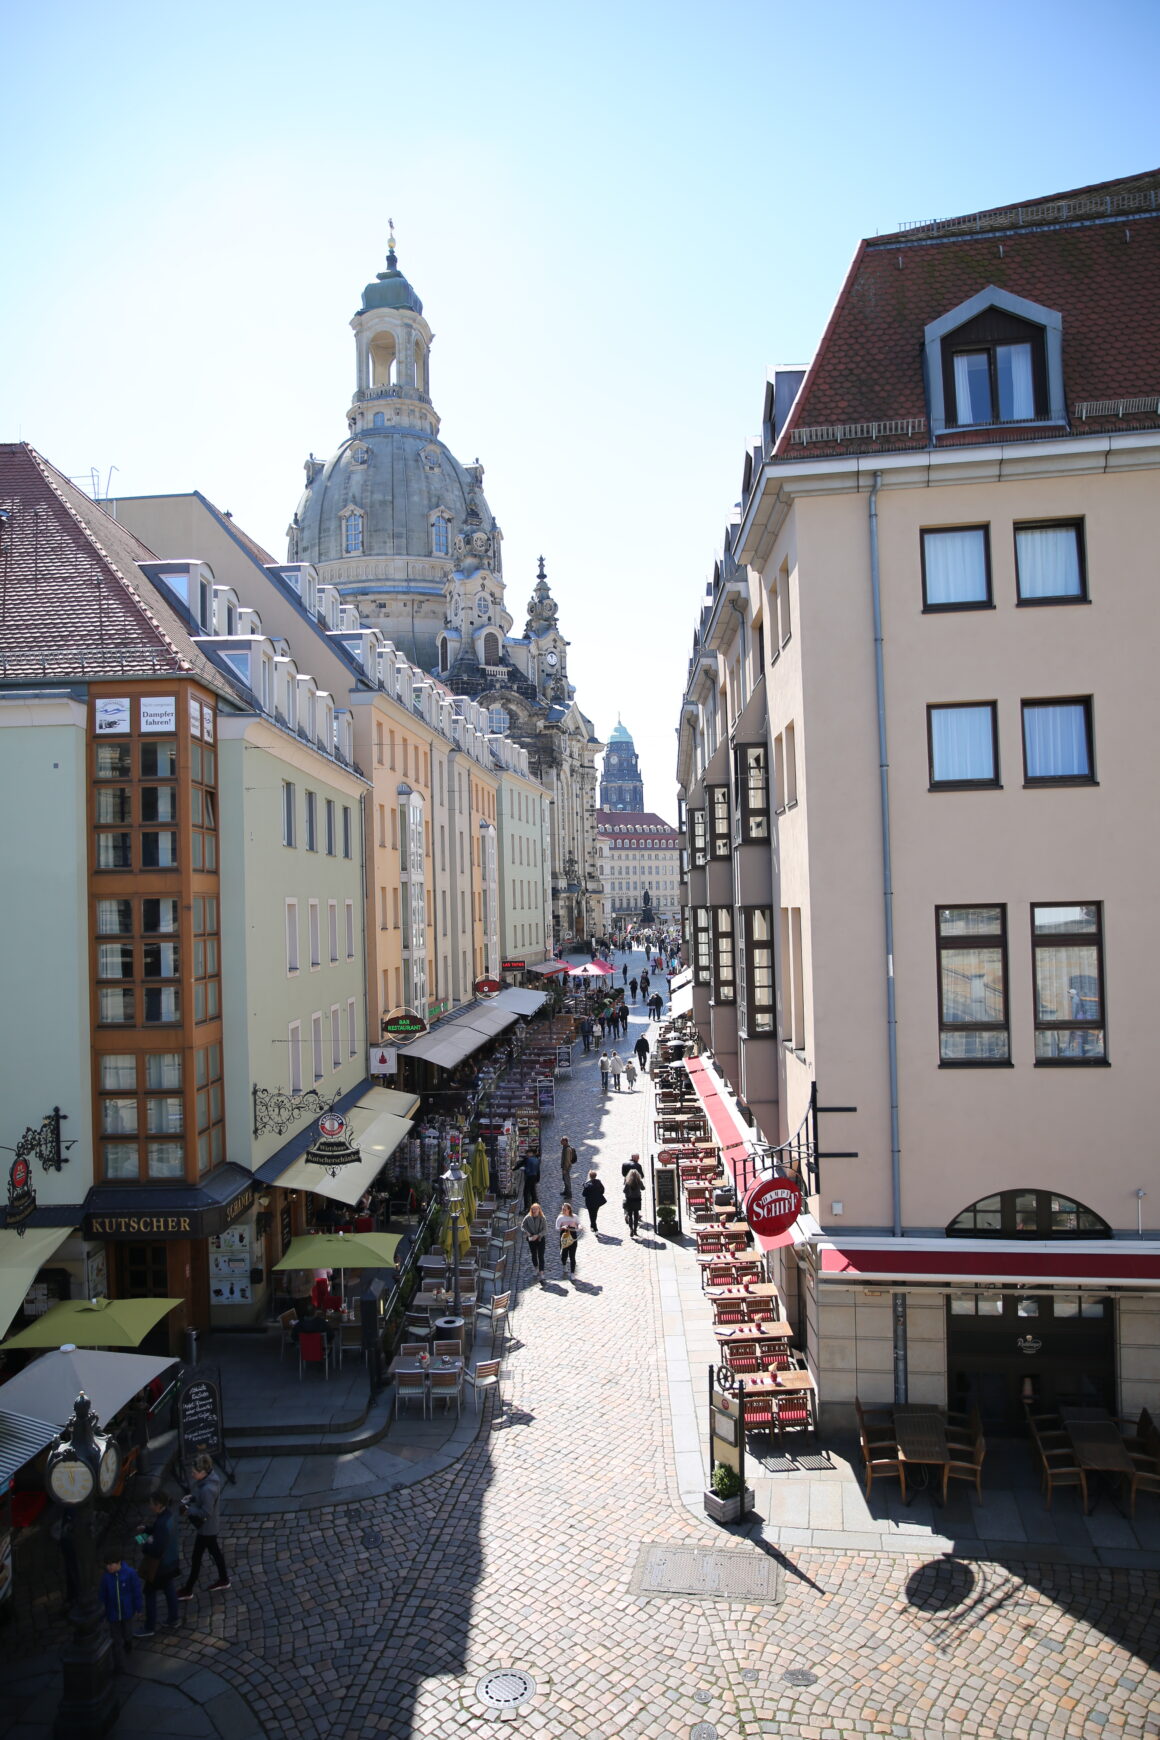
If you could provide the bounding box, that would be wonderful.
[3,0,1158,810]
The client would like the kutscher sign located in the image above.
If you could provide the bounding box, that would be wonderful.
[743,1175,802,1239]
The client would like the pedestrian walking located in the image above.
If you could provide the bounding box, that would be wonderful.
[629,977,638,1003]
[622,964,628,984]
[522,1202,548,1284]
[640,970,650,995]
[517,1151,542,1211]
[580,1017,593,1054]
[560,1136,577,1197]
[623,1158,645,1239]
[599,1050,611,1091]
[624,1057,638,1091]
[621,1004,630,1037]
[177,1454,230,1598]
[136,1493,181,1636]
[634,1034,650,1071]
[581,1170,606,1232]
[99,1553,144,1670]
[609,1050,623,1091]
[557,1202,581,1277]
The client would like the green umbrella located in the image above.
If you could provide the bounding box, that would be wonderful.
[471,1140,490,1196]
[1,1296,182,1350]
[273,1231,402,1274]
[441,1210,472,1259]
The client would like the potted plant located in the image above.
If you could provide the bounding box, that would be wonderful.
[704,1460,753,1524]
[656,1207,680,1239]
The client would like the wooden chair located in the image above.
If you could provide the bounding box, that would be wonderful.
[404,1312,433,1342]
[855,1398,896,1445]
[1126,1452,1160,1519]
[721,1346,760,1373]
[465,1358,501,1413]
[741,1394,776,1436]
[394,1370,427,1419]
[712,1302,747,1327]
[400,1343,429,1358]
[773,1391,814,1444]
[943,1435,986,1502]
[1029,1422,1087,1511]
[860,1428,905,1501]
[429,1368,463,1418]
[433,1340,461,1358]
[297,1330,331,1381]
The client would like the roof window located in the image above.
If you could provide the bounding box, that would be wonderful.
[924,287,1065,437]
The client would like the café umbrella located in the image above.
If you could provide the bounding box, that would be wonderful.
[0,1346,177,1431]
[273,1231,403,1298]
[1,1296,182,1350]
[470,1139,490,1196]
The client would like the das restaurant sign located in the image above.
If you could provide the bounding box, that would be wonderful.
[743,1175,802,1239]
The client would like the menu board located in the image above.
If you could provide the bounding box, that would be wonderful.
[654,1168,679,1211]
[178,1375,223,1462]
[209,1225,251,1304]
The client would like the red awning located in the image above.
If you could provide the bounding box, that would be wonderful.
[684,1057,806,1253]
[820,1243,1160,1286]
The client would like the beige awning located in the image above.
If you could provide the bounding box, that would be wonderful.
[271,1086,414,1208]
[0,1226,76,1341]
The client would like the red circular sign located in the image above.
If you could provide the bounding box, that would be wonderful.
[318,1112,347,1139]
[11,1156,29,1191]
[475,978,502,996]
[744,1175,802,1238]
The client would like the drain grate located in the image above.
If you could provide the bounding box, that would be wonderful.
[361,1529,383,1549]
[477,1670,537,1710]
[690,1725,718,1740]
[693,1690,712,1703]
[740,1670,759,1683]
[782,1669,818,1687]
[630,1544,785,1604]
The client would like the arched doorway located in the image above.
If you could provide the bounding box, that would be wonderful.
[944,1189,1114,1430]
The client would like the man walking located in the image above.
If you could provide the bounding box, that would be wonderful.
[518,1151,542,1211]
[582,1170,606,1233]
[621,963,628,984]
[609,1050,623,1092]
[598,1050,611,1091]
[634,1033,649,1073]
[629,977,638,1004]
[177,1454,229,1599]
[560,1136,577,1198]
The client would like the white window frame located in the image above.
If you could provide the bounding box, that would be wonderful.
[285,900,299,974]
[288,1020,303,1093]
[345,900,355,959]
[311,1012,324,1081]
[330,1004,342,1069]
[308,899,321,969]
[328,900,339,963]
[347,997,358,1058]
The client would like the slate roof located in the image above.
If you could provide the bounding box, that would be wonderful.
[0,444,241,698]
[776,168,1160,463]
[596,809,679,837]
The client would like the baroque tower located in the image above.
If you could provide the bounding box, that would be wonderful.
[600,720,645,811]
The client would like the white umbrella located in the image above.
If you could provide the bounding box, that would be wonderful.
[0,1345,176,1430]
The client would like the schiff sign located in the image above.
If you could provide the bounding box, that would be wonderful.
[743,1176,802,1239]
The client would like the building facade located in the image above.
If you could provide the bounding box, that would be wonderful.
[677,169,1160,1429]
[596,810,682,932]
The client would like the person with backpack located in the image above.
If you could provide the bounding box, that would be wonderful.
[623,1158,645,1239]
[609,1050,624,1092]
[581,1170,606,1233]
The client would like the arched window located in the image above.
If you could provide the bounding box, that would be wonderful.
[369,332,396,388]
[947,1189,1110,1240]
[488,707,509,735]
[342,511,363,556]
[431,514,450,557]
[482,632,500,665]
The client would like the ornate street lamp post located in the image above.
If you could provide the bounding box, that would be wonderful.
[44,1387,122,1738]
[441,1159,466,1317]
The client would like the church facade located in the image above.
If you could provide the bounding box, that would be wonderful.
[290,238,603,950]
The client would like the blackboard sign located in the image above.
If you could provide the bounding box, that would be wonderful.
[280,1204,292,1256]
[178,1376,223,1463]
[654,1168,679,1211]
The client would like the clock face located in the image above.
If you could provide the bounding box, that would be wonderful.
[98,1441,122,1498]
[546,651,558,667]
[49,1455,95,1506]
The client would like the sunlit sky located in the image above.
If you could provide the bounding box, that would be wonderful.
[4,0,1157,812]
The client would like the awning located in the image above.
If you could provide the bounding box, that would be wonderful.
[3,1296,182,1350]
[528,960,569,976]
[460,1005,519,1040]
[0,1226,76,1340]
[270,1086,414,1207]
[491,986,548,1016]
[684,1056,814,1254]
[818,1239,1160,1288]
[0,1347,177,1430]
[670,967,693,993]
[670,982,693,1016]
[0,1410,60,1485]
[402,1006,515,1069]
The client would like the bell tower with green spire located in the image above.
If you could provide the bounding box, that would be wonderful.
[600,719,644,812]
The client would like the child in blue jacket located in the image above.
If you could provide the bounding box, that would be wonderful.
[99,1555,144,1669]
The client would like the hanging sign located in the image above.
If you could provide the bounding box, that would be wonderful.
[475,978,502,996]
[6,1154,36,1232]
[369,1046,398,1077]
[382,1011,427,1040]
[744,1175,802,1239]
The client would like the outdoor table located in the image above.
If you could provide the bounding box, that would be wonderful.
[714,1320,795,1343]
[388,1355,464,1379]
[413,1291,477,1315]
[697,1252,763,1273]
[893,1404,950,1500]
[418,1255,449,1276]
[729,1369,815,1394]
[1059,1405,1136,1509]
[705,1283,782,1304]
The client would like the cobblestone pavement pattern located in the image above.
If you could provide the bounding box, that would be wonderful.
[3,955,1158,1738]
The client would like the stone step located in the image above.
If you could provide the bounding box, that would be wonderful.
[225,1399,396,1458]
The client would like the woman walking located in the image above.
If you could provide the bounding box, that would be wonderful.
[522,1201,548,1285]
[557,1202,581,1278]
[624,1057,638,1091]
[582,1170,606,1232]
[623,1158,645,1239]
[559,1136,577,1198]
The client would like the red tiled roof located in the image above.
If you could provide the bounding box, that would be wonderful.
[0,445,239,695]
[777,169,1160,461]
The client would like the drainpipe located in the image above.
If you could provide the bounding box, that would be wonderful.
[867,471,907,1402]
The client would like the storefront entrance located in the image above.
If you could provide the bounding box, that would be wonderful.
[946,1291,1115,1431]
[115,1242,177,1355]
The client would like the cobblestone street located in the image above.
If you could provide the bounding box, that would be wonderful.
[4,979,1159,1739]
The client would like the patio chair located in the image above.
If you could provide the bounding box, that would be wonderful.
[713,1302,747,1327]
[1125,1449,1160,1518]
[400,1343,429,1357]
[721,1347,760,1373]
[476,1291,510,1353]
[741,1394,776,1436]
[773,1391,814,1445]
[860,1428,905,1502]
[433,1340,460,1358]
[855,1398,896,1445]
[465,1359,501,1413]
[297,1331,331,1381]
[404,1312,433,1343]
[429,1367,463,1418]
[1029,1424,1087,1511]
[394,1370,427,1419]
[943,1435,987,1503]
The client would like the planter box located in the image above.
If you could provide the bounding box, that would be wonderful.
[703,1486,754,1524]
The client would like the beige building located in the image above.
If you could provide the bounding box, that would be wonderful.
[596,810,681,932]
[678,169,1160,1430]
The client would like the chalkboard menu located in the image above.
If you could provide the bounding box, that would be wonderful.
[280,1204,292,1257]
[654,1168,679,1211]
[178,1376,223,1463]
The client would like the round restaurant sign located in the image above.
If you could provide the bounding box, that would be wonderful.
[318,1111,347,1140]
[475,978,502,996]
[744,1175,802,1238]
[383,1011,428,1040]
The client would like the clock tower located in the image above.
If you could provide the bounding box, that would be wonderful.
[526,557,568,700]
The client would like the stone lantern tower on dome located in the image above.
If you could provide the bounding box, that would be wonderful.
[288,229,503,667]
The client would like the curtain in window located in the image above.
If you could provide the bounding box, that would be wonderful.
[953,353,991,424]
[931,706,994,782]
[923,529,988,604]
[997,343,1035,420]
[1023,704,1089,779]
[1016,526,1081,598]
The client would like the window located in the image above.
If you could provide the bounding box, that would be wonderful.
[342,805,353,858]
[95,899,132,936]
[282,781,296,847]
[1032,903,1105,1062]
[1015,522,1086,604]
[325,799,336,855]
[692,908,711,985]
[311,1013,324,1081]
[103,1142,139,1180]
[331,1005,342,1069]
[708,787,730,858]
[951,341,1037,425]
[347,996,358,1057]
[689,808,707,868]
[142,942,179,978]
[288,1021,302,1093]
[147,1142,184,1179]
[146,1054,182,1089]
[1022,700,1094,784]
[432,515,450,556]
[100,1055,136,1091]
[286,901,299,972]
[142,899,179,933]
[304,791,317,852]
[96,788,131,824]
[140,786,177,822]
[140,741,177,778]
[95,744,131,778]
[922,527,991,609]
[98,944,133,980]
[734,744,770,841]
[97,833,132,870]
[936,905,1009,1063]
[345,900,355,958]
[711,908,735,1003]
[784,722,797,806]
[102,1097,137,1135]
[737,906,775,1036]
[146,1097,183,1134]
[328,900,339,962]
[928,703,999,787]
[98,987,134,1024]
[343,510,363,555]
[143,987,180,1024]
[948,1188,1109,1238]
[308,900,321,968]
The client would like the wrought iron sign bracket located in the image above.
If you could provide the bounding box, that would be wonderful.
[252,1083,339,1138]
[5,1107,75,1174]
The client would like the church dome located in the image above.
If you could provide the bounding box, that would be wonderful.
[360,263,423,315]
[608,720,634,743]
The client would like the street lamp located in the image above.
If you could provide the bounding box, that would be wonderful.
[44,1386,122,1738]
[441,1158,466,1316]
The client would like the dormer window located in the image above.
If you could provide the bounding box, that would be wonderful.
[341,509,363,555]
[431,514,450,557]
[925,287,1065,437]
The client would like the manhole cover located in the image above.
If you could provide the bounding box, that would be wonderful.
[783,1669,818,1687]
[361,1529,383,1549]
[691,1724,718,1740]
[741,1670,759,1682]
[630,1544,785,1604]
[693,1690,712,1703]
[477,1670,537,1710]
